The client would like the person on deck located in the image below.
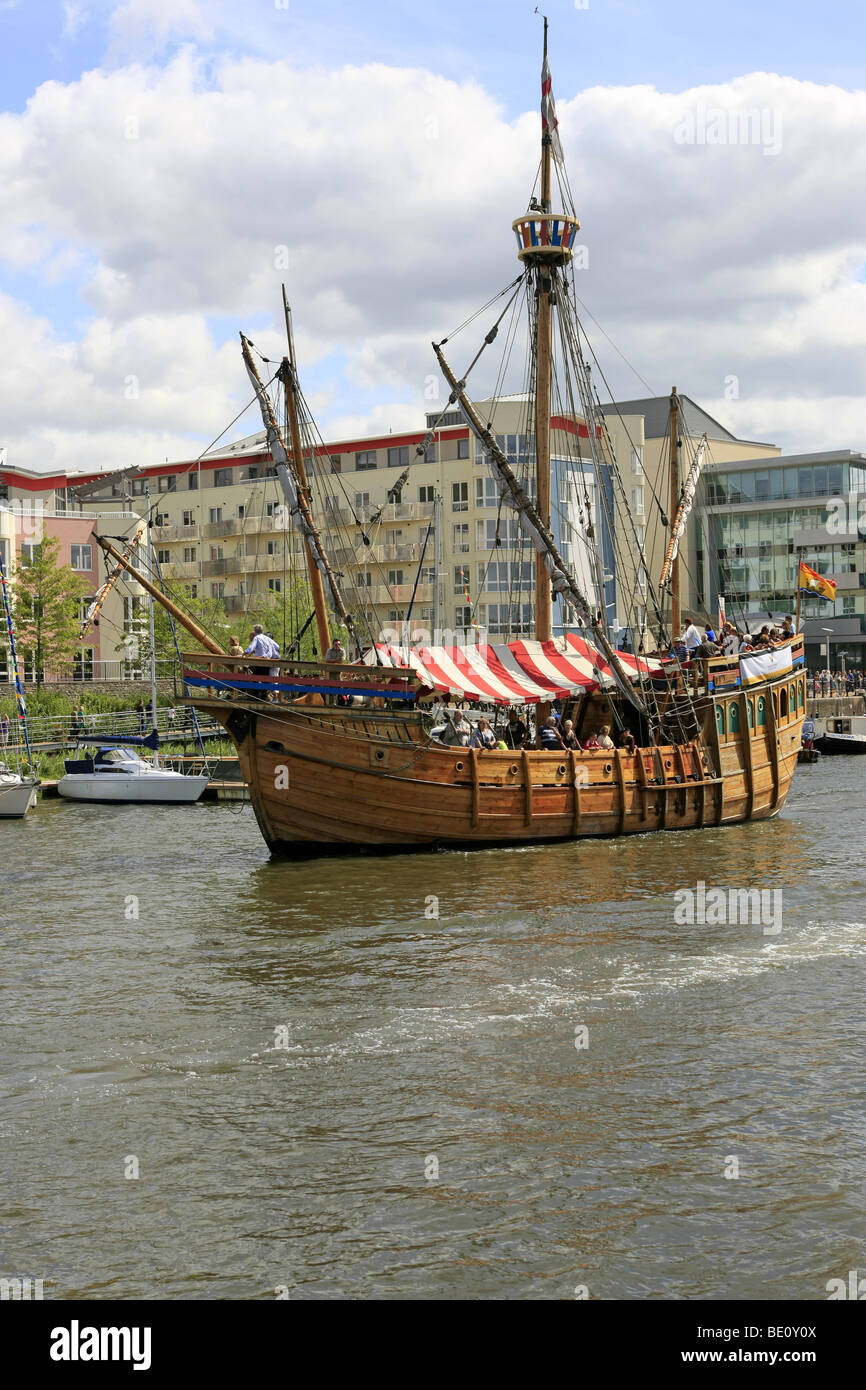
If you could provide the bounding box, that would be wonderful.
[780,615,794,639]
[621,730,636,754]
[583,730,601,749]
[559,719,581,750]
[447,710,472,746]
[229,635,243,657]
[325,638,346,664]
[682,615,702,655]
[503,709,527,749]
[597,725,615,750]
[539,716,564,750]
[470,717,497,750]
[245,625,280,698]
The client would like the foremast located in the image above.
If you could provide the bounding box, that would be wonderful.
[240,333,356,657]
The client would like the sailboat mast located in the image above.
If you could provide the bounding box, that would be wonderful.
[144,485,160,765]
[669,387,681,639]
[535,17,554,643]
[281,288,331,657]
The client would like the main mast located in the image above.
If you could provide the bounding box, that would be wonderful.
[535,18,554,642]
[512,19,580,643]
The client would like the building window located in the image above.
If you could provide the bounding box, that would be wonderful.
[385,528,403,546]
[188,472,198,490]
[154,513,168,527]
[214,468,233,487]
[209,507,222,524]
[631,448,643,475]
[425,444,437,463]
[243,466,258,481]
[420,565,435,583]
[452,482,468,512]
[388,445,409,468]
[237,505,245,519]
[479,560,532,592]
[182,509,194,526]
[454,564,470,595]
[419,485,435,503]
[190,584,197,597]
[157,549,170,564]
[354,492,370,512]
[475,477,500,507]
[268,578,282,592]
[70,544,93,571]
[477,518,523,549]
[19,543,35,567]
[356,450,377,470]
[267,540,279,556]
[210,546,223,560]
[122,595,147,629]
[182,547,196,563]
[453,523,470,552]
[457,438,470,460]
[631,486,645,516]
[388,570,404,586]
[211,582,225,598]
[158,475,176,492]
[355,571,371,587]
[454,605,474,628]
[330,455,342,473]
[485,603,533,636]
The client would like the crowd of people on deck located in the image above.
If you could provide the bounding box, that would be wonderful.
[670,613,797,664]
[434,701,630,753]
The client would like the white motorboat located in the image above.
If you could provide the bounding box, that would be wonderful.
[0,763,39,818]
[57,746,209,803]
[813,713,866,755]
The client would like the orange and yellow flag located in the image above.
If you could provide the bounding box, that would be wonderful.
[798,561,837,602]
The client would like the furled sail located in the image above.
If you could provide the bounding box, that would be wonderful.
[660,435,707,587]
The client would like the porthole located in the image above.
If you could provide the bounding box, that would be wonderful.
[510,764,519,775]
[455,761,464,772]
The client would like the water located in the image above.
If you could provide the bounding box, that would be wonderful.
[1,759,864,1300]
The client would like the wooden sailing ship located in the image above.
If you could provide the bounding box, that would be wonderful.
[98,22,805,855]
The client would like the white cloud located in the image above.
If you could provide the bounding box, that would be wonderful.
[2,57,866,472]
[107,0,212,59]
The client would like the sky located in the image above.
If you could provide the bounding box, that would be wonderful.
[2,0,866,474]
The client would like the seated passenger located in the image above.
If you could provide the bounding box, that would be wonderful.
[503,709,527,749]
[470,717,497,750]
[583,730,601,749]
[596,725,615,750]
[559,719,581,750]
[445,710,472,746]
[539,716,564,750]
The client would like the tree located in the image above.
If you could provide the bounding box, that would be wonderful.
[15,536,88,684]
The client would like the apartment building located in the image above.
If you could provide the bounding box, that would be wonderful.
[705,449,866,668]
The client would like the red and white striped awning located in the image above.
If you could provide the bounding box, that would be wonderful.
[368,636,661,706]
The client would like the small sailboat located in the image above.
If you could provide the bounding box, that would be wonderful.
[0,538,39,818]
[57,732,209,803]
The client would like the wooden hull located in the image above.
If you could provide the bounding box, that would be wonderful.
[192,671,806,855]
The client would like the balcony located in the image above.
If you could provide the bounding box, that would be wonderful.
[370,583,433,606]
[152,522,198,542]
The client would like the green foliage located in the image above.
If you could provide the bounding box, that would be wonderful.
[133,575,325,664]
[14,536,89,683]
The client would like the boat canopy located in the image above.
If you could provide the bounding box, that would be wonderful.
[369,634,662,706]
